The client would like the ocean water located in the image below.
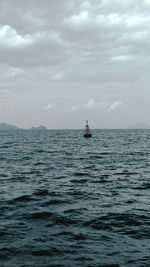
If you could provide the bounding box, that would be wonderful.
[1,129,150,267]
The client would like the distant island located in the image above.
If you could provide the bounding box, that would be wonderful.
[0,123,48,130]
[125,122,150,129]
[0,122,150,130]
[29,125,47,131]
[0,123,21,130]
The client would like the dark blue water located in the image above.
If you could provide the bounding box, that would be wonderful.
[1,129,150,267]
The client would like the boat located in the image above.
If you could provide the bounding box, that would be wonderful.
[84,120,92,138]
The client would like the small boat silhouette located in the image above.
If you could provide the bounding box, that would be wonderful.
[84,120,92,138]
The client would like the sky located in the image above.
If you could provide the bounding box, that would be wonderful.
[0,0,150,129]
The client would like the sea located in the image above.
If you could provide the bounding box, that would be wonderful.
[1,129,150,267]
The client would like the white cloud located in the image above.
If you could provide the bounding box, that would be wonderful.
[110,55,133,62]
[109,101,124,111]
[94,100,126,112]
[85,98,95,108]
[0,25,34,47]
[43,104,53,110]
[71,99,126,117]
[8,67,24,77]
[53,73,63,80]
[71,98,95,111]
[68,11,89,27]
[97,101,111,109]
[0,66,24,79]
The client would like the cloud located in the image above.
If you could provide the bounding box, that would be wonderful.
[0,0,150,128]
[110,55,133,62]
[98,100,125,112]
[0,24,36,48]
[8,67,24,77]
[0,0,150,71]
[71,99,125,113]
[23,11,45,28]
[0,21,66,67]
[43,104,53,110]
[85,98,95,108]
[71,98,95,111]
[0,65,24,79]
[97,101,111,109]
[109,101,124,111]
[53,73,63,80]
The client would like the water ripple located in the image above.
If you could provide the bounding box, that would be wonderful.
[1,129,150,266]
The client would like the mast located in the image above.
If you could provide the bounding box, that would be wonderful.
[85,120,90,133]
[84,120,92,137]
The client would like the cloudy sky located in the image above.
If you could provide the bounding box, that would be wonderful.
[0,0,150,129]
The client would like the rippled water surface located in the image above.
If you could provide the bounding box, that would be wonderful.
[1,129,150,266]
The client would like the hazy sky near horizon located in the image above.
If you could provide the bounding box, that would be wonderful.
[0,0,150,128]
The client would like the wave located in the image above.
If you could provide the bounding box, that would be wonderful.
[1,129,150,266]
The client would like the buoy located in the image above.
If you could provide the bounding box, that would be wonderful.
[84,120,92,138]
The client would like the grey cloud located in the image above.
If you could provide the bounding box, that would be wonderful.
[0,0,150,128]
[0,27,67,67]
[0,0,150,69]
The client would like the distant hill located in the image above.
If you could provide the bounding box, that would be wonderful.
[0,123,48,130]
[29,125,47,130]
[125,122,150,129]
[0,123,21,130]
